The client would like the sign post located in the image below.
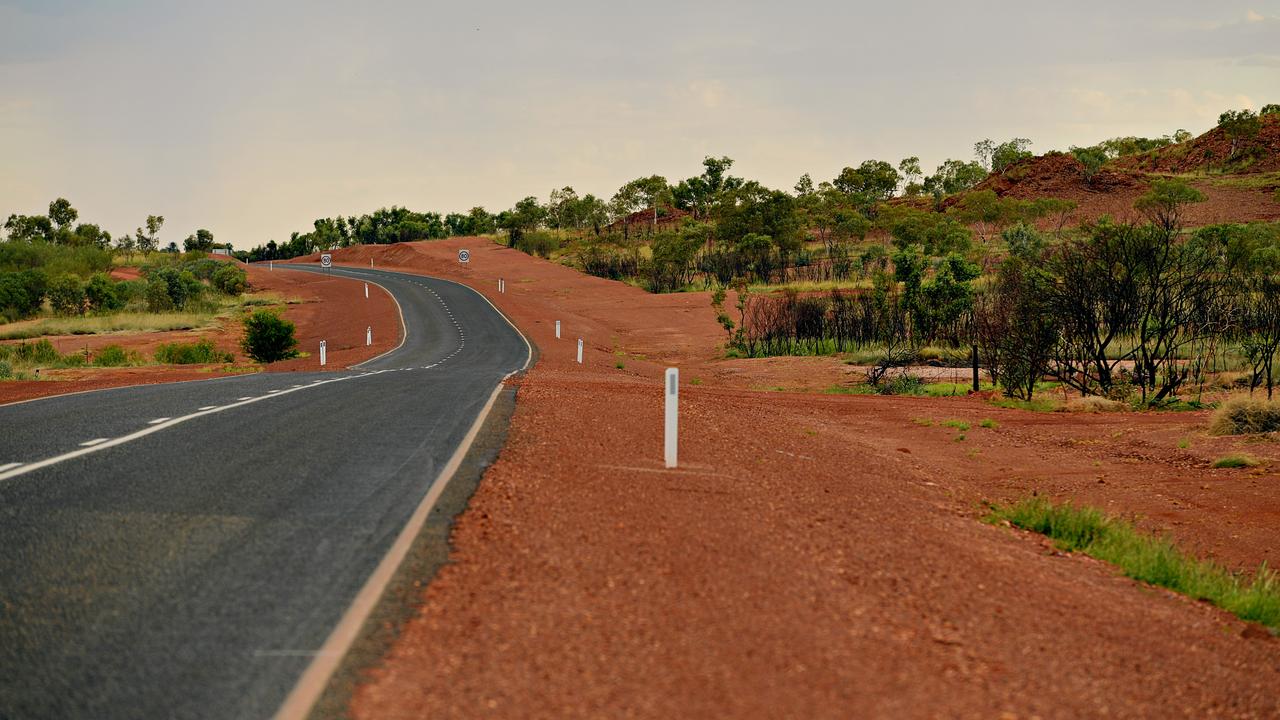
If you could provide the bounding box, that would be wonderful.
[458,249,470,264]
[555,320,560,339]
[319,340,327,366]
[665,368,678,468]
[320,254,332,273]
[576,339,583,364]
[366,327,372,346]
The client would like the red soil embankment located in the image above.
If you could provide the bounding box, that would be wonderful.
[295,239,1278,718]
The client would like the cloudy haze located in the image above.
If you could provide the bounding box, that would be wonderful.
[2,0,1279,248]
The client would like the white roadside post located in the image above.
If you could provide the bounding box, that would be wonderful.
[366,326,372,346]
[576,338,583,364]
[319,340,327,366]
[665,368,679,468]
[555,320,561,339]
[269,261,273,271]
[364,282,369,299]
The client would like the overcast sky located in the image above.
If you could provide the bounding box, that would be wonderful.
[2,1,1279,249]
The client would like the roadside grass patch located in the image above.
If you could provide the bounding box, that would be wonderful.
[989,396,1060,413]
[1210,397,1280,436]
[988,497,1280,629]
[942,419,971,432]
[912,417,934,427]
[154,339,233,365]
[0,312,215,340]
[824,384,876,395]
[92,344,141,367]
[1212,453,1262,469]
[979,418,999,429]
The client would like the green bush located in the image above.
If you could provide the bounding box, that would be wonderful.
[84,273,124,313]
[154,338,233,364]
[877,374,926,395]
[0,269,48,321]
[241,309,298,363]
[0,360,11,379]
[93,344,137,367]
[514,230,560,258]
[10,339,61,364]
[211,264,247,295]
[1210,397,1280,435]
[47,274,86,316]
[145,278,175,312]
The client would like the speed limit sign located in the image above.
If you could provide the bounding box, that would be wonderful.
[458,249,470,264]
[320,253,332,268]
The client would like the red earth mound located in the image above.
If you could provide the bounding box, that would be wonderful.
[1121,113,1280,175]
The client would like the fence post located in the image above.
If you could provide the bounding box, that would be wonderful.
[665,368,678,468]
[971,345,980,393]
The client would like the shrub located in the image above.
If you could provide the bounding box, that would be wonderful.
[514,230,560,258]
[241,309,298,363]
[1063,396,1127,413]
[0,360,10,379]
[84,273,124,313]
[154,338,233,364]
[0,269,48,321]
[1209,397,1280,435]
[211,264,247,295]
[877,374,926,396]
[145,278,175,312]
[93,344,137,367]
[11,339,61,364]
[47,274,86,316]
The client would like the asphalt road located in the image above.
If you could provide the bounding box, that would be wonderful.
[0,266,529,719]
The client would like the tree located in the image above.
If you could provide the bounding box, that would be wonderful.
[183,228,215,253]
[975,138,1033,172]
[923,159,987,197]
[135,214,164,253]
[672,156,742,219]
[4,214,53,243]
[833,160,900,203]
[499,196,546,247]
[1070,146,1108,185]
[1134,179,1205,236]
[1260,104,1280,116]
[898,157,923,196]
[1173,129,1193,144]
[47,198,78,230]
[1217,109,1261,159]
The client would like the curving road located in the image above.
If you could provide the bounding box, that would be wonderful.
[0,266,529,719]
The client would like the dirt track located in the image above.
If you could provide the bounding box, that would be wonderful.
[283,239,1278,718]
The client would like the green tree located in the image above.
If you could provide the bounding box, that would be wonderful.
[47,198,78,231]
[85,273,123,312]
[212,264,247,295]
[833,160,900,203]
[672,156,742,219]
[1135,179,1206,235]
[241,309,299,363]
[976,138,1033,172]
[1217,109,1261,159]
[1260,104,1280,116]
[499,197,546,247]
[898,157,923,196]
[183,228,215,253]
[923,159,987,197]
[1070,146,1108,185]
[4,214,53,243]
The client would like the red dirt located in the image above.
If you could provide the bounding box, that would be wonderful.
[298,239,1280,718]
[0,264,400,406]
[964,152,1280,228]
[1121,114,1280,175]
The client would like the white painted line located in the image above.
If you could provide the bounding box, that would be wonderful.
[148,417,170,425]
[237,396,253,401]
[198,405,218,411]
[0,462,22,473]
[0,374,356,483]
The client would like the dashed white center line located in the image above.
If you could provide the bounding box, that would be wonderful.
[0,462,22,473]
[148,417,170,425]
[79,438,109,447]
[237,396,253,401]
[198,406,218,411]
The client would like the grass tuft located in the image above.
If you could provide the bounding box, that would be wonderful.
[1210,397,1280,436]
[1212,453,1261,469]
[942,419,971,432]
[988,497,1280,629]
[979,418,998,429]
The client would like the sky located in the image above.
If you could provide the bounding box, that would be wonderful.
[2,1,1279,249]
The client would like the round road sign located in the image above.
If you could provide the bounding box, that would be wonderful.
[458,249,470,264]
[320,254,332,268]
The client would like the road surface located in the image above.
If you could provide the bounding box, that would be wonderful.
[0,266,529,719]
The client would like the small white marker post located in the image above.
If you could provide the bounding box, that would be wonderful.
[665,368,679,468]
[269,261,273,272]
[364,282,369,299]
[498,278,505,293]
[366,326,372,346]
[555,320,561,339]
[576,338,583,364]
[319,340,327,366]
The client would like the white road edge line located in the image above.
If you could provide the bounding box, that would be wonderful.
[274,269,533,720]
[79,438,109,447]
[0,462,22,472]
[147,417,170,425]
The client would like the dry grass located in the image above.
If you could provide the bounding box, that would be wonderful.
[1209,397,1280,436]
[1062,396,1127,413]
